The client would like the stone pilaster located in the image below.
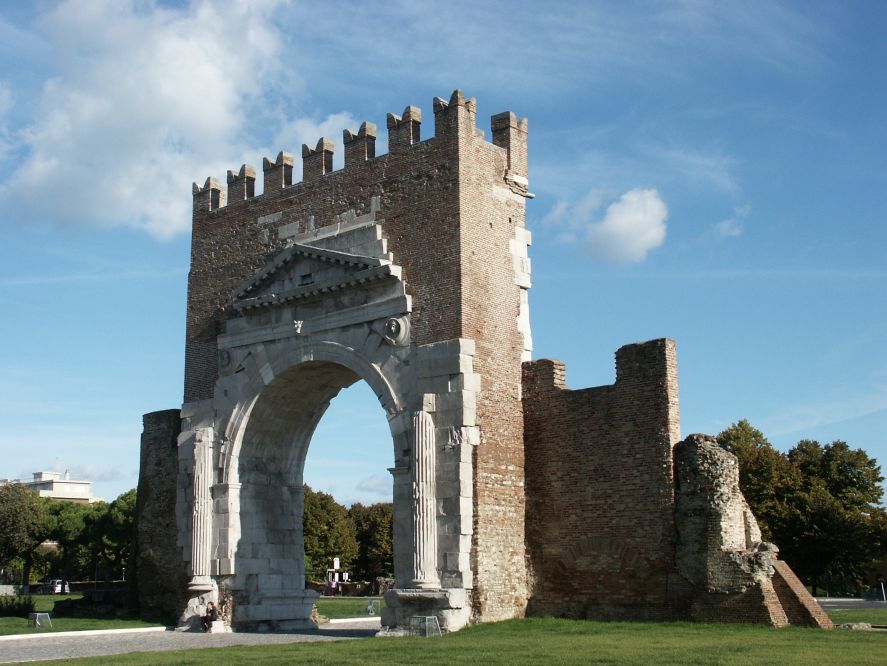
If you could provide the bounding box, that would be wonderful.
[188,428,214,591]
[411,410,439,589]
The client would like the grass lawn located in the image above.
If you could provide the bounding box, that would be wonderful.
[828,608,887,625]
[30,617,887,666]
[0,594,162,636]
[315,596,382,619]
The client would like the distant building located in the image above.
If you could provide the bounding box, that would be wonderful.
[0,471,103,504]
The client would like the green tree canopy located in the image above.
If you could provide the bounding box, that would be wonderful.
[0,483,48,584]
[717,421,886,595]
[90,489,137,578]
[302,485,358,580]
[350,502,393,580]
[43,497,95,580]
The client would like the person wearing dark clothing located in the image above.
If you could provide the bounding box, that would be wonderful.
[201,602,218,632]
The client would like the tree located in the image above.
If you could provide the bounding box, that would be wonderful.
[0,484,47,585]
[789,440,883,511]
[350,502,393,580]
[43,498,95,581]
[717,422,887,596]
[784,439,885,594]
[98,489,137,578]
[302,485,358,580]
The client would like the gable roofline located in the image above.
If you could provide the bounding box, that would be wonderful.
[234,243,389,301]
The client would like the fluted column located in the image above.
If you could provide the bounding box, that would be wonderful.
[410,410,440,589]
[188,429,214,591]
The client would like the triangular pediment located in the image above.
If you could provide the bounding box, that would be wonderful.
[233,243,400,311]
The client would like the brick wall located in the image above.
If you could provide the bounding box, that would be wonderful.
[135,409,186,623]
[772,560,834,628]
[522,339,681,619]
[183,90,531,622]
[455,98,530,620]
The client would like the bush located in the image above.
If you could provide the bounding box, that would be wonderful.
[0,595,36,617]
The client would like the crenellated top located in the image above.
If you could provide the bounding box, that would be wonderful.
[227,164,256,201]
[343,122,377,167]
[263,151,294,192]
[302,138,334,181]
[192,177,226,211]
[387,105,421,151]
[191,89,529,214]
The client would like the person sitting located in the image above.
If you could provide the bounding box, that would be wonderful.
[201,601,218,632]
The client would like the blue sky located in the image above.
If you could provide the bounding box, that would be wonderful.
[0,1,884,506]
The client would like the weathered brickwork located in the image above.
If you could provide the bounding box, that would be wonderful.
[136,87,831,631]
[772,561,833,628]
[522,340,681,619]
[176,90,529,628]
[673,434,831,626]
[135,410,186,623]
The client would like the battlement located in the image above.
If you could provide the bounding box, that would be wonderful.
[191,89,528,215]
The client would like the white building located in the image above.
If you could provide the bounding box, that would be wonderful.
[0,471,103,504]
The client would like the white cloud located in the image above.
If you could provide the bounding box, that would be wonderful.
[0,0,342,238]
[545,189,667,263]
[588,189,668,263]
[710,204,750,239]
[0,82,12,162]
[355,475,391,497]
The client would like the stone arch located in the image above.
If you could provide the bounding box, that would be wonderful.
[206,335,417,630]
[218,340,406,486]
[178,225,479,632]
[227,363,402,628]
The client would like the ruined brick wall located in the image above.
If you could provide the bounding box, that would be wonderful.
[673,433,832,627]
[183,90,530,622]
[772,561,834,628]
[135,409,187,622]
[522,339,681,619]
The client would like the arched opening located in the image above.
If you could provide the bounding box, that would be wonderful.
[227,359,401,629]
[302,380,394,595]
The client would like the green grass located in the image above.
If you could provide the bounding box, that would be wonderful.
[33,594,81,612]
[828,608,887,625]
[29,617,887,666]
[315,596,382,619]
[0,594,162,636]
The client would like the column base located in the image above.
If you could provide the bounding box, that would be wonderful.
[380,588,471,634]
[187,575,214,592]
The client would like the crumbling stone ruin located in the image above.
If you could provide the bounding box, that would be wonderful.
[136,89,830,632]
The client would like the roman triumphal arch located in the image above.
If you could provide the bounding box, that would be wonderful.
[137,89,833,633]
[177,203,485,631]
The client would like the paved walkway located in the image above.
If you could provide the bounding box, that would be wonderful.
[815,597,887,611]
[0,619,381,664]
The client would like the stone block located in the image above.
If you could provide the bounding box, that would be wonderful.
[445,551,470,572]
[208,619,230,633]
[380,607,397,627]
[416,355,474,379]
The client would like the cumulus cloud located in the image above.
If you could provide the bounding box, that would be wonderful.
[544,188,668,263]
[0,0,355,238]
[588,189,667,262]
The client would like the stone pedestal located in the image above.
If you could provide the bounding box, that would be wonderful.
[380,588,471,634]
[233,589,320,631]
